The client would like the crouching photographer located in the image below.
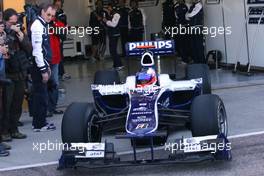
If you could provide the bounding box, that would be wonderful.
[1,8,32,142]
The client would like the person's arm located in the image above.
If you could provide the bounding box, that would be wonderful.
[106,13,120,28]
[19,33,32,56]
[174,4,179,19]
[0,45,8,56]
[128,11,131,29]
[186,3,202,19]
[31,21,48,73]
[139,8,146,27]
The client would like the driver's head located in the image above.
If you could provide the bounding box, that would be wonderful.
[136,67,157,88]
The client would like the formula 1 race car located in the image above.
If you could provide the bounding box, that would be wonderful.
[58,40,231,169]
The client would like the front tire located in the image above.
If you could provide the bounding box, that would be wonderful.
[191,94,228,137]
[61,102,101,143]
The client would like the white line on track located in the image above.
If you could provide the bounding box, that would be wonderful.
[228,130,264,139]
[1,130,264,172]
[0,161,58,172]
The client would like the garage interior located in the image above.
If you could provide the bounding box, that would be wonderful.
[1,0,264,172]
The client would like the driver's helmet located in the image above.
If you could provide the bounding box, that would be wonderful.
[136,67,157,88]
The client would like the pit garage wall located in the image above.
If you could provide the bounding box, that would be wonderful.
[26,0,91,26]
[140,2,163,40]
[205,0,264,67]
[203,0,227,63]
[204,0,249,65]
[246,2,264,67]
[4,0,25,11]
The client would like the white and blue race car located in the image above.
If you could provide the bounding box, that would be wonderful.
[59,40,231,169]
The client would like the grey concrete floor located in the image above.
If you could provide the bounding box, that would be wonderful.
[1,58,264,173]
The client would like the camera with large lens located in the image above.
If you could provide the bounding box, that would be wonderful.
[17,12,25,31]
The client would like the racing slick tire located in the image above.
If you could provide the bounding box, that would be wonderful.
[191,94,228,137]
[187,64,211,94]
[94,70,120,85]
[62,102,101,143]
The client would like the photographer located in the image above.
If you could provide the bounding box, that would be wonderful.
[1,8,32,142]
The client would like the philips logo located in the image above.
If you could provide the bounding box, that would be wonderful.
[128,40,173,51]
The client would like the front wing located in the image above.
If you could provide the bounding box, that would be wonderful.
[58,134,232,169]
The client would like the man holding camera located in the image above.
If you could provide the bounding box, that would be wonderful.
[1,8,31,142]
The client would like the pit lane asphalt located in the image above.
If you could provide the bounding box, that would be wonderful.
[1,134,264,176]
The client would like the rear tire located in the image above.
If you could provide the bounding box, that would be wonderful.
[191,94,228,137]
[61,102,101,143]
[187,64,211,94]
[94,70,120,85]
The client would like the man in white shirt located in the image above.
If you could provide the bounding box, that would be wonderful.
[31,3,56,132]
[103,2,124,70]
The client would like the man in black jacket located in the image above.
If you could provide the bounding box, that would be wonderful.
[1,8,32,141]
[117,0,130,57]
[89,0,107,61]
[128,0,145,42]
[186,0,205,63]
[162,0,176,39]
[175,0,189,63]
